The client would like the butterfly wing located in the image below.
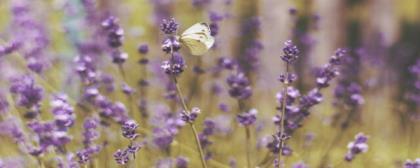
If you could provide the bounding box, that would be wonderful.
[182,22,210,36]
[181,34,209,56]
[180,22,215,56]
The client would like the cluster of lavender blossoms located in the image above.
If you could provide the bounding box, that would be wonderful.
[9,0,50,73]
[101,16,128,65]
[270,41,346,159]
[237,109,257,126]
[226,72,252,100]
[407,59,420,105]
[344,133,368,161]
[77,117,101,164]
[160,18,185,76]
[405,159,420,168]
[0,1,412,167]
[113,120,141,165]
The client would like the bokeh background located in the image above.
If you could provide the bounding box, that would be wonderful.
[0,0,419,167]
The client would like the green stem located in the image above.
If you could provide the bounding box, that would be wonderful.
[172,75,208,168]
[245,126,251,168]
[278,64,290,167]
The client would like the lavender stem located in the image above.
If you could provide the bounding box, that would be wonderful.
[171,75,208,168]
[278,63,289,167]
[245,126,251,168]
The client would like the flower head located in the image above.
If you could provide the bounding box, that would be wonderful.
[10,75,43,109]
[180,107,201,123]
[113,149,129,165]
[160,18,179,34]
[404,159,420,168]
[161,52,185,76]
[121,120,139,140]
[226,73,252,100]
[281,40,299,64]
[237,109,257,126]
[138,44,149,54]
[345,132,368,162]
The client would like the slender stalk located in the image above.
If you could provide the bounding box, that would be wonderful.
[118,64,135,118]
[37,157,45,168]
[172,75,208,168]
[245,126,251,168]
[190,123,208,168]
[237,99,252,168]
[278,64,289,166]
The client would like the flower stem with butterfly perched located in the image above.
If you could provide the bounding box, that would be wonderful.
[160,18,209,168]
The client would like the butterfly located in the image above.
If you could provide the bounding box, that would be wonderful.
[178,22,215,56]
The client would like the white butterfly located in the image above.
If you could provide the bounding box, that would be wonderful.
[179,22,215,56]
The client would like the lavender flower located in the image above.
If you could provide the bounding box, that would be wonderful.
[113,149,129,165]
[161,52,185,76]
[226,73,252,100]
[268,49,346,156]
[10,1,50,73]
[111,51,128,64]
[151,106,184,149]
[281,40,299,64]
[237,109,257,126]
[138,44,149,54]
[160,18,179,34]
[344,133,368,162]
[77,145,102,164]
[82,117,100,147]
[0,41,20,57]
[0,94,9,114]
[404,159,420,168]
[27,120,72,154]
[0,117,25,144]
[100,74,115,92]
[209,11,223,36]
[175,156,189,168]
[10,75,43,110]
[197,119,218,158]
[121,120,139,140]
[127,143,142,154]
[121,83,134,95]
[218,57,236,70]
[51,94,75,130]
[292,161,308,168]
[192,0,212,7]
[156,158,173,168]
[102,16,124,48]
[407,59,420,105]
[74,55,98,84]
[162,36,181,53]
[180,107,201,123]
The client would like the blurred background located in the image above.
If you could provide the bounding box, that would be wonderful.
[0,0,419,167]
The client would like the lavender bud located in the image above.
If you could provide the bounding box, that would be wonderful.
[404,159,420,168]
[111,51,128,64]
[160,18,179,34]
[226,73,252,100]
[121,120,139,140]
[162,37,181,53]
[344,132,368,162]
[237,109,257,126]
[113,149,129,165]
[181,107,201,123]
[281,40,299,64]
[175,156,189,168]
[137,44,149,54]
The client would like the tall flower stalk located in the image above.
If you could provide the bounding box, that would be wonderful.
[277,40,299,166]
[226,71,254,167]
[159,18,208,168]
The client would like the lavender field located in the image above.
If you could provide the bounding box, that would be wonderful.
[0,0,419,167]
